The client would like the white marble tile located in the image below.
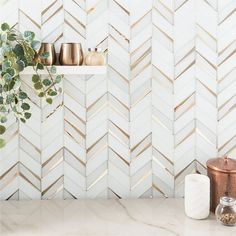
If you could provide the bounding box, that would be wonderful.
[0,199,235,236]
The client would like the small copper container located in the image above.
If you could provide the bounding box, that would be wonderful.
[207,157,236,212]
[59,43,83,65]
[38,43,56,65]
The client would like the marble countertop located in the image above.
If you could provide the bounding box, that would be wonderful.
[0,198,235,236]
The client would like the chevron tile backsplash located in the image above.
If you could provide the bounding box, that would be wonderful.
[0,0,235,200]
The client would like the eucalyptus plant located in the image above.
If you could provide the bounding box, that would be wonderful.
[0,23,62,148]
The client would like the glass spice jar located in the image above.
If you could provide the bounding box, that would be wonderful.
[85,48,105,66]
[215,196,236,226]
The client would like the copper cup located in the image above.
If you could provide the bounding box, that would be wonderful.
[38,43,56,65]
[59,43,83,65]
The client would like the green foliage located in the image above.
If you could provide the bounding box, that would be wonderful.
[21,103,30,110]
[0,138,6,148]
[47,90,57,96]
[24,31,35,41]
[0,22,62,149]
[16,60,25,72]
[3,73,12,82]
[32,74,40,83]
[19,91,28,99]
[0,125,6,134]
[38,92,45,97]
[43,79,51,86]
[50,65,56,74]
[55,75,62,83]
[46,98,53,104]
[1,23,10,31]
[34,82,43,90]
[31,40,41,50]
[0,116,7,123]
[36,62,44,70]
[24,112,31,119]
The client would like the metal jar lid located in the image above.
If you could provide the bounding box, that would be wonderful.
[220,196,236,206]
[206,156,236,173]
[88,47,102,52]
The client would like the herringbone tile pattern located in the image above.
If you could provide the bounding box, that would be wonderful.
[0,0,236,200]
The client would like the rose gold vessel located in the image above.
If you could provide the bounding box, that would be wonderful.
[59,43,83,65]
[38,43,56,65]
[207,156,236,212]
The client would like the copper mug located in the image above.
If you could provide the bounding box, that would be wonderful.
[38,43,56,65]
[59,43,83,65]
[207,156,236,212]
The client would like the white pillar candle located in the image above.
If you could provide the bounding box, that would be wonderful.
[184,174,210,219]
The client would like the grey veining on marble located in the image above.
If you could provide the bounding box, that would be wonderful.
[0,199,235,236]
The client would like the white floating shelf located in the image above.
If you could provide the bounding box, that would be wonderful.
[21,66,107,75]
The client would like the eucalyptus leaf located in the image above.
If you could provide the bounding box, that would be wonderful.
[3,73,12,82]
[20,118,26,123]
[0,138,6,148]
[19,91,28,100]
[0,125,6,134]
[34,82,43,90]
[8,33,17,41]
[48,91,57,96]
[16,60,25,72]
[21,103,30,110]
[24,112,31,119]
[31,40,41,50]
[55,75,62,83]
[1,23,10,31]
[42,79,51,86]
[2,60,11,71]
[38,92,45,97]
[46,98,53,104]
[32,74,40,83]
[0,116,7,123]
[50,65,56,74]
[36,62,44,70]
[8,80,15,90]
[6,94,14,104]
[24,31,35,41]
[22,43,35,63]
[14,44,24,57]
[6,68,16,77]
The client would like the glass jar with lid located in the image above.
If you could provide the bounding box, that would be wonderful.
[85,48,106,66]
[207,156,236,212]
[215,196,236,226]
